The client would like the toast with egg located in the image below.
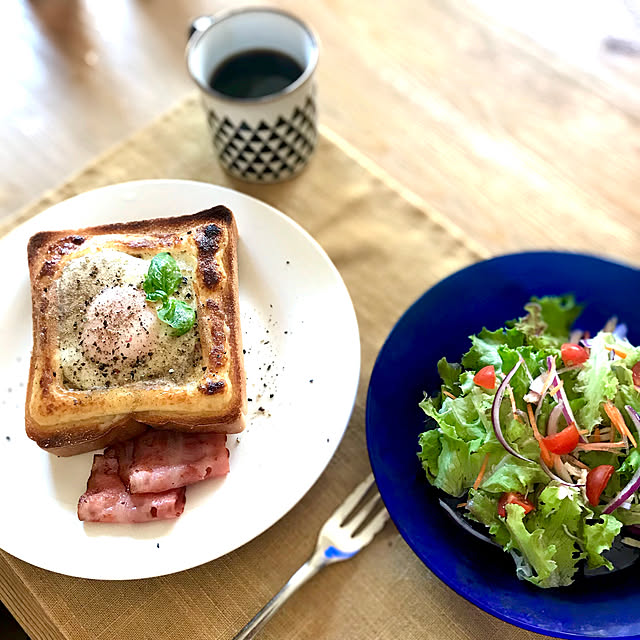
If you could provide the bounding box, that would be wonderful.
[26,206,246,456]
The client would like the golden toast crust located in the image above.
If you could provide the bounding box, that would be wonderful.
[26,207,246,456]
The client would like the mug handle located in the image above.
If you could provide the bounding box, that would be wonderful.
[188,15,216,40]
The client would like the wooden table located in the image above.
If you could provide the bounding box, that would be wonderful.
[4,0,640,252]
[3,1,640,638]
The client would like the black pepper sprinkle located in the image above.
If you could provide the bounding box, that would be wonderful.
[248,398,253,402]
[157,543,160,549]
[266,365,271,371]
[269,394,274,399]
[309,379,314,383]
[5,436,10,442]
[258,407,265,412]
[286,260,290,265]
[243,349,246,354]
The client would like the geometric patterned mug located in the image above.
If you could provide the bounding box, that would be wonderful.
[187,8,319,183]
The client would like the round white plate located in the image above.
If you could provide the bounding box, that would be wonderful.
[0,180,360,579]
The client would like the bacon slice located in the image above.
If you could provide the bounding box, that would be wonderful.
[77,454,186,523]
[108,431,229,494]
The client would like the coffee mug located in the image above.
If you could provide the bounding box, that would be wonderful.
[187,8,319,184]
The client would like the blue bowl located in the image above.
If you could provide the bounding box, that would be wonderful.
[366,252,640,639]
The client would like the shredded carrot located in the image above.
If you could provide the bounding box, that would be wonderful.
[604,401,637,448]
[578,429,589,435]
[442,390,456,400]
[547,449,559,469]
[565,454,590,470]
[527,403,553,466]
[575,442,628,451]
[549,381,565,397]
[457,502,468,508]
[472,453,490,491]
[593,427,601,443]
[527,404,542,440]
[605,346,627,359]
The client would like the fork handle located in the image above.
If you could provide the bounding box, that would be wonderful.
[232,552,327,640]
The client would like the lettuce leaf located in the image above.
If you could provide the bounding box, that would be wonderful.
[466,490,510,546]
[575,333,618,431]
[417,429,441,483]
[479,457,547,494]
[461,327,523,372]
[504,487,584,588]
[512,295,582,351]
[613,505,640,526]
[583,514,622,570]
[419,394,501,496]
[504,503,563,587]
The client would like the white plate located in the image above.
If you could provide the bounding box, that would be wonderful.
[0,180,360,579]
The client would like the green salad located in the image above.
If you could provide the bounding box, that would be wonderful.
[418,296,640,588]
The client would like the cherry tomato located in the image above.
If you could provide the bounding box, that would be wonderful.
[632,362,640,387]
[542,422,580,455]
[561,343,589,367]
[586,465,615,507]
[497,492,535,518]
[473,365,496,390]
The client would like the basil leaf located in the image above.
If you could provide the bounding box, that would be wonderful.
[142,253,196,336]
[157,298,196,336]
[143,252,182,300]
[145,290,167,303]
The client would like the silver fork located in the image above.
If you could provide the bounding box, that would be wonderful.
[232,473,389,640]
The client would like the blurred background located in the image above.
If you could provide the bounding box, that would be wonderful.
[3,0,640,252]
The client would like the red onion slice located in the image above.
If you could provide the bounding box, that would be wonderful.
[491,359,535,463]
[439,499,500,548]
[626,405,640,435]
[603,463,640,514]
[547,404,564,436]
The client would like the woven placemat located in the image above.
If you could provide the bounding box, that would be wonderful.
[0,93,550,640]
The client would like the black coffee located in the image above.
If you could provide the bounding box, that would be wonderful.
[208,49,304,99]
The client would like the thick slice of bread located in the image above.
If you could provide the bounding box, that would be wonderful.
[26,206,246,456]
